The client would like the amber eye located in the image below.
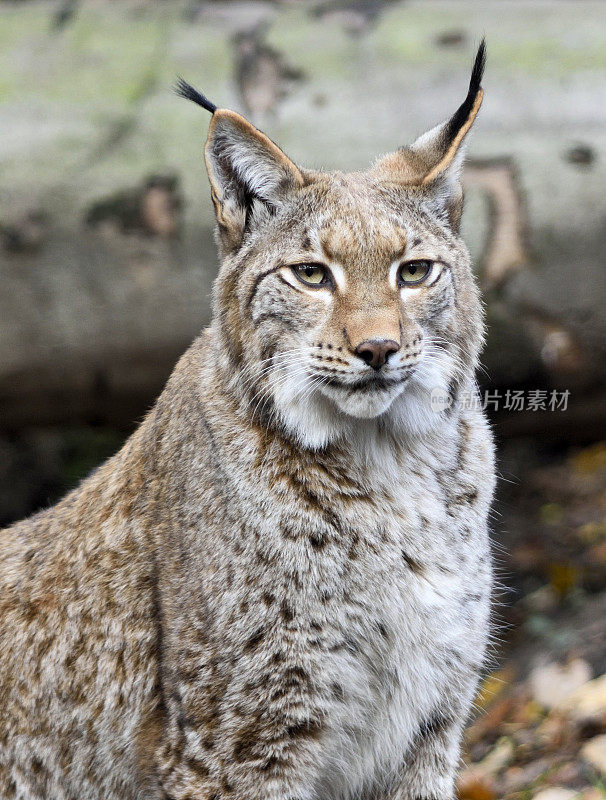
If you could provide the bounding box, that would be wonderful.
[291,263,332,287]
[397,259,433,286]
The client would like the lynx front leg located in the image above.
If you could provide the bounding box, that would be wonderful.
[393,713,465,800]
[156,743,321,800]
[155,691,326,800]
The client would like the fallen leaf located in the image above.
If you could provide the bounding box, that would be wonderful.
[545,761,581,786]
[580,734,606,776]
[549,563,579,597]
[580,788,606,800]
[466,696,516,745]
[576,520,606,543]
[457,770,496,800]
[541,504,564,525]
[477,737,515,776]
[572,443,606,475]
[501,758,558,794]
[530,660,592,710]
[532,789,578,800]
[535,714,569,750]
[557,674,606,724]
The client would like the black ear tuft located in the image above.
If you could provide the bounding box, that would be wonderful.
[444,39,486,145]
[470,38,487,93]
[174,76,217,114]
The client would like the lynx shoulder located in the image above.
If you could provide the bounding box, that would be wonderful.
[1,43,494,800]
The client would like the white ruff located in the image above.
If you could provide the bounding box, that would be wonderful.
[271,344,458,449]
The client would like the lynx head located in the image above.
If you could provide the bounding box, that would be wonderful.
[178,42,486,449]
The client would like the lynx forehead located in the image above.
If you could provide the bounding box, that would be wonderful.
[0,43,494,800]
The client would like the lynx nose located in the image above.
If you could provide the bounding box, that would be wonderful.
[355,339,400,370]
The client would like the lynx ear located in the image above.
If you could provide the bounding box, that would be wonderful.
[204,110,304,254]
[176,78,304,254]
[376,40,486,231]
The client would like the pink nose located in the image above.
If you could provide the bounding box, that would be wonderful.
[355,339,400,370]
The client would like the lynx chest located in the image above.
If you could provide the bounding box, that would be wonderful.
[206,450,491,795]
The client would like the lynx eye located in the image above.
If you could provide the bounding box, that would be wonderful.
[398,259,433,286]
[291,263,332,288]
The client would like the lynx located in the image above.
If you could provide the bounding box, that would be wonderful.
[0,43,494,800]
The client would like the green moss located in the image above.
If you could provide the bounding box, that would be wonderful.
[266,7,356,81]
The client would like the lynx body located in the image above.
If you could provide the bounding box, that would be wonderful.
[0,45,494,800]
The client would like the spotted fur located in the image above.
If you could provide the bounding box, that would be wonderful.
[0,45,494,800]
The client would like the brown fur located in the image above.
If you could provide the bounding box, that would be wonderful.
[0,46,493,800]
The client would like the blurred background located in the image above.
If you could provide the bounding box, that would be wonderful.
[1,0,606,797]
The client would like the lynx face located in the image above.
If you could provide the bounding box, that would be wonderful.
[221,178,479,447]
[183,45,485,446]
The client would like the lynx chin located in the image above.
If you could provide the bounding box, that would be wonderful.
[0,42,495,800]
